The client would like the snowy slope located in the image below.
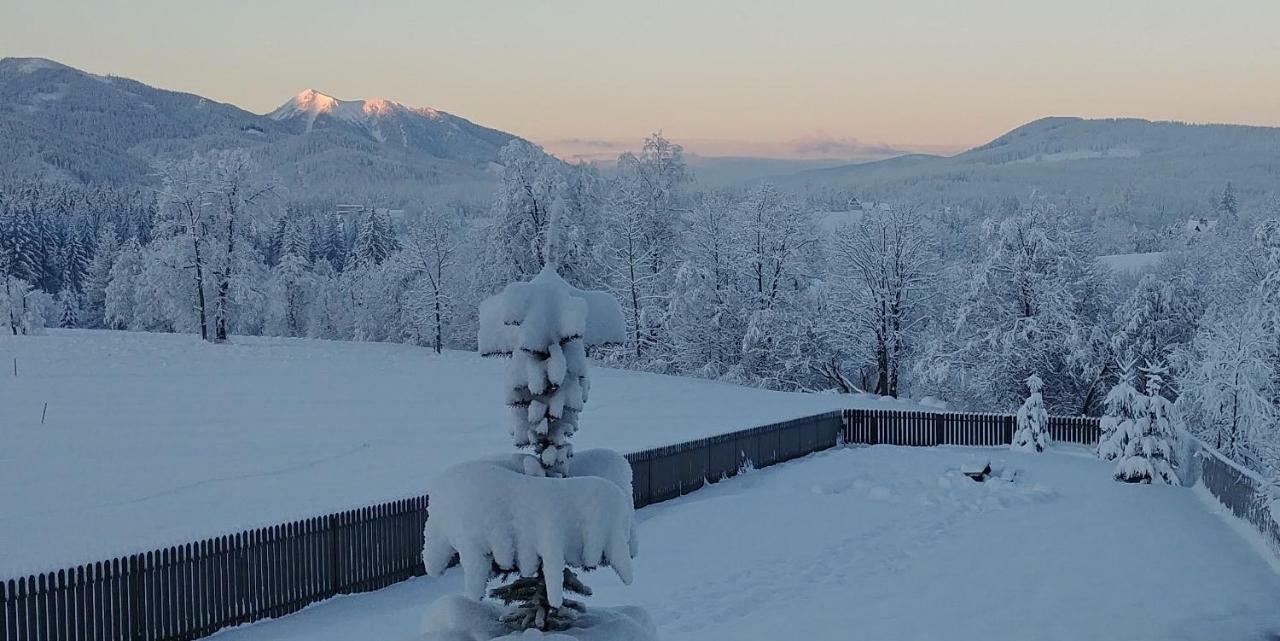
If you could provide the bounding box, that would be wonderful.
[0,330,919,577]
[210,446,1280,641]
[780,117,1280,229]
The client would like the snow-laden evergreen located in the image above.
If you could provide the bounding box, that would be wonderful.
[1011,375,1050,453]
[1096,360,1140,461]
[422,202,644,637]
[1114,364,1181,484]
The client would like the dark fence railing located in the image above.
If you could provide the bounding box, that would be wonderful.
[1,497,429,641]
[1196,444,1280,560]
[841,409,1101,447]
[5,406,1275,641]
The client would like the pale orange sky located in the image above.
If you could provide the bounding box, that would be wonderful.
[2,0,1278,156]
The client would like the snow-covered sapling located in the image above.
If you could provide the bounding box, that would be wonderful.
[1011,375,1050,452]
[1097,359,1140,461]
[421,257,648,639]
[1114,363,1181,484]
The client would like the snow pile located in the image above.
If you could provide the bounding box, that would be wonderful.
[421,450,638,606]
[478,266,625,357]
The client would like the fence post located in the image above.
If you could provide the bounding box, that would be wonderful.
[933,413,944,446]
[128,554,143,641]
[869,412,879,446]
[327,514,340,597]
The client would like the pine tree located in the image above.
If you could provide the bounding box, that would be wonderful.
[351,209,397,268]
[1011,374,1050,452]
[82,224,120,329]
[1219,181,1239,219]
[1097,359,1140,461]
[60,229,89,294]
[57,287,79,328]
[1114,363,1181,484]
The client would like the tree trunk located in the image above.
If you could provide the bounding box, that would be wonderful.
[214,198,237,343]
[191,231,209,342]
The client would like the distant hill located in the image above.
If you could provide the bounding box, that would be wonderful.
[0,57,524,202]
[776,117,1280,223]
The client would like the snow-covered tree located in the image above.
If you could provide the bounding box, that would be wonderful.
[1097,359,1141,461]
[103,239,143,330]
[82,223,120,328]
[1012,375,1050,452]
[1114,363,1180,484]
[204,150,275,342]
[56,287,79,328]
[422,205,638,635]
[263,254,317,337]
[1178,300,1276,466]
[1219,181,1239,220]
[397,208,459,354]
[1,276,43,335]
[919,196,1110,413]
[826,206,935,397]
[666,195,747,377]
[350,209,398,269]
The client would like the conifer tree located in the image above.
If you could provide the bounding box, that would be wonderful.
[1097,359,1140,461]
[57,287,79,328]
[1114,363,1181,484]
[1011,374,1051,452]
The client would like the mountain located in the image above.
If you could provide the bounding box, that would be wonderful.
[777,117,1280,222]
[0,57,524,201]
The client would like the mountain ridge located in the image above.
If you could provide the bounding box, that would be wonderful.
[0,57,522,201]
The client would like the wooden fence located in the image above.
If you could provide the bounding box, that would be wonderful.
[6,406,1278,641]
[1,498,429,641]
[841,409,1101,447]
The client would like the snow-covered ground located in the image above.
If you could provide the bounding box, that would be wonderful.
[209,445,1280,641]
[0,330,920,577]
[1097,251,1165,274]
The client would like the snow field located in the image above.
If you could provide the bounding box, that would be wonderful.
[210,445,1280,641]
[0,330,921,577]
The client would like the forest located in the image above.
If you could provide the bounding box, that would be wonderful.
[1,134,1276,484]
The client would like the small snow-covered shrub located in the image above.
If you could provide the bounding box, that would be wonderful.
[1011,375,1050,453]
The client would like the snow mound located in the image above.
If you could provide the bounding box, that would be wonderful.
[421,595,656,641]
[421,449,638,608]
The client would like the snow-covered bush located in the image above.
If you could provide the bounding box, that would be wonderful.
[1114,364,1181,484]
[1011,375,1050,452]
[1097,360,1140,461]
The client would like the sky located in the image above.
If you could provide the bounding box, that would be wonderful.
[2,0,1278,158]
